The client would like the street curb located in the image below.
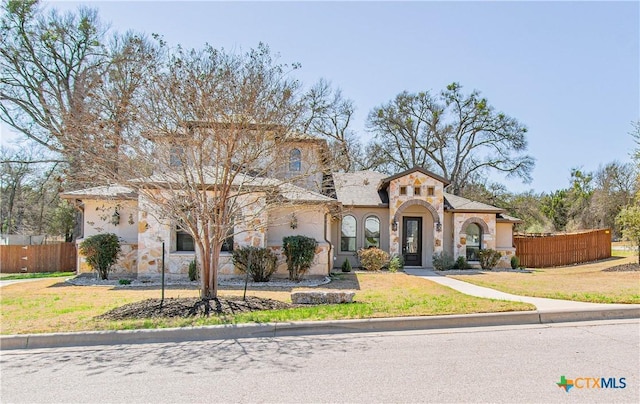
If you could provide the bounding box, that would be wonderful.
[2,307,638,350]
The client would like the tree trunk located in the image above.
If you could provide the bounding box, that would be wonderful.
[198,242,219,299]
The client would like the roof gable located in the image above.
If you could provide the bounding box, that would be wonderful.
[378,166,450,191]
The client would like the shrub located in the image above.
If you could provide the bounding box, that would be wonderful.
[478,249,502,270]
[387,255,403,273]
[232,246,278,282]
[357,247,390,271]
[341,259,352,273]
[118,279,131,285]
[188,259,198,281]
[510,255,520,270]
[454,256,471,270]
[282,236,318,281]
[432,252,455,271]
[79,233,121,280]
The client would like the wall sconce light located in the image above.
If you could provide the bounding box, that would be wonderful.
[290,213,298,229]
[111,208,120,226]
[392,219,398,232]
[436,222,442,232]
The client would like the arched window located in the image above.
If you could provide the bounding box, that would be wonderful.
[466,223,482,261]
[341,215,357,252]
[364,216,380,248]
[289,148,301,172]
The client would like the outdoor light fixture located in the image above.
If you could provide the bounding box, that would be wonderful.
[290,213,298,229]
[392,219,398,232]
[111,208,120,226]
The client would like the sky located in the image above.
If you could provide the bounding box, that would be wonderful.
[2,0,638,193]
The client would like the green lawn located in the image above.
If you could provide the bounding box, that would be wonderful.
[0,272,533,335]
[0,272,75,280]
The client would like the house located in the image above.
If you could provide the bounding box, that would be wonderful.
[62,132,521,279]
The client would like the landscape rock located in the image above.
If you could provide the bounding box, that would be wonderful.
[291,291,355,304]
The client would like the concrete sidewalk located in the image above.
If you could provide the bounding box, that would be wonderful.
[404,268,640,311]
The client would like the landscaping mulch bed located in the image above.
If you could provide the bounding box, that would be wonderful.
[97,296,294,320]
[603,263,640,272]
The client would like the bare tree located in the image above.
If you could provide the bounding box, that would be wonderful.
[0,146,30,233]
[0,144,71,236]
[0,0,107,182]
[591,162,637,236]
[301,79,361,172]
[1,1,158,186]
[631,120,640,166]
[82,43,313,299]
[366,83,534,194]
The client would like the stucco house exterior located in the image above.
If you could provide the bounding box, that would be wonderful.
[62,133,521,279]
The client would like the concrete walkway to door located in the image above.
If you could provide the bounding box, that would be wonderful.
[404,268,640,312]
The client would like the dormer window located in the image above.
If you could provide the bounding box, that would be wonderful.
[289,148,301,172]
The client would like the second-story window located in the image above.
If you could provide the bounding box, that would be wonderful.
[170,146,184,167]
[289,148,301,172]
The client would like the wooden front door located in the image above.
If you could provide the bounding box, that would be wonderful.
[402,217,422,266]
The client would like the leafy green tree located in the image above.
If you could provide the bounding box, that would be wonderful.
[365,83,534,195]
[616,204,640,265]
[541,190,569,231]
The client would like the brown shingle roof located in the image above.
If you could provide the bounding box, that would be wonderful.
[443,193,505,213]
[333,170,387,206]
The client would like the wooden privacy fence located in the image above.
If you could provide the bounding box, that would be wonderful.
[514,229,611,268]
[0,243,77,273]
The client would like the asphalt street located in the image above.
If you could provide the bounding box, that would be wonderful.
[1,319,638,403]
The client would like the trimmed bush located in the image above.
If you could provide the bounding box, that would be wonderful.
[510,255,520,270]
[387,255,403,273]
[454,256,471,270]
[188,259,198,281]
[478,249,502,270]
[232,246,278,282]
[357,247,390,271]
[432,252,455,271]
[282,235,318,281]
[341,259,352,273]
[79,233,121,280]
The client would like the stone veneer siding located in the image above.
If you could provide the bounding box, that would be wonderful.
[453,212,497,261]
[387,172,445,258]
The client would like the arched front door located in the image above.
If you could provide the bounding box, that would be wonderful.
[402,217,422,266]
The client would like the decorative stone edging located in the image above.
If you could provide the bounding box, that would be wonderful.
[65,275,331,288]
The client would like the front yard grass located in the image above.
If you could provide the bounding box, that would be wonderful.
[449,256,640,304]
[0,272,533,335]
[0,271,75,280]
